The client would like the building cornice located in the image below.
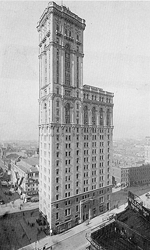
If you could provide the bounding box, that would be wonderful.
[37,2,86,31]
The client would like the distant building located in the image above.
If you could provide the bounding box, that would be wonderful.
[145,137,150,163]
[112,165,129,187]
[112,163,150,187]
[129,164,150,186]
[11,157,39,196]
[3,152,26,170]
[0,147,7,159]
[26,149,38,157]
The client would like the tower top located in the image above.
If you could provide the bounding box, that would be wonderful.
[37,1,86,31]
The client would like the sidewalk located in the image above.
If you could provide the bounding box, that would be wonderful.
[19,203,127,250]
[0,199,38,216]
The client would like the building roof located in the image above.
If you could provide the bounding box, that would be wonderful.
[16,164,29,174]
[117,207,150,240]
[120,165,130,169]
[21,157,39,166]
[16,157,39,174]
[89,206,150,250]
[6,151,25,157]
[6,153,21,160]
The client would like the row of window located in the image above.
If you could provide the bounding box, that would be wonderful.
[55,191,105,209]
[55,203,105,221]
[41,102,112,126]
[53,102,112,125]
[56,135,110,142]
[83,93,112,103]
[55,158,110,168]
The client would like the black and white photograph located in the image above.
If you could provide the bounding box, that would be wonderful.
[1,1,150,249]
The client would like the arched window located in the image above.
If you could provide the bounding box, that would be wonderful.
[65,103,70,124]
[84,106,88,125]
[107,109,111,126]
[100,108,103,126]
[65,44,70,86]
[92,107,96,125]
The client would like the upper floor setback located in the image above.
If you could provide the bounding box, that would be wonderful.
[39,86,113,106]
[39,83,114,105]
[83,85,114,97]
[37,2,86,33]
[83,85,114,105]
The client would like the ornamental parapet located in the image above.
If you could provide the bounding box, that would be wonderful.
[37,2,86,31]
[83,85,114,104]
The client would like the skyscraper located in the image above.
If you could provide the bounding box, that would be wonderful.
[37,2,114,234]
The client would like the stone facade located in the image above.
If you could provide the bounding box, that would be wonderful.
[129,164,150,186]
[112,165,129,187]
[37,2,114,234]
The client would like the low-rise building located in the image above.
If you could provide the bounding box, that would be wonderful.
[129,164,150,186]
[11,157,39,196]
[112,159,149,187]
[112,165,129,187]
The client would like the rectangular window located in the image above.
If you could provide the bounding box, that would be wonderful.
[65,208,71,216]
[56,212,59,220]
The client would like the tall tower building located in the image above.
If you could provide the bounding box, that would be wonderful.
[37,2,114,234]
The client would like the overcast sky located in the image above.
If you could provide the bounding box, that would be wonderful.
[1,1,150,140]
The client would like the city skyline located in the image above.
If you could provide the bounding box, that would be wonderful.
[1,1,150,140]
